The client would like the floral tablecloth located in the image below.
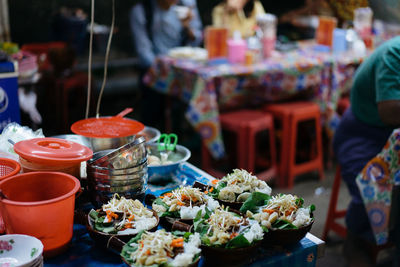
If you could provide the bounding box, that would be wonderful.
[356,129,400,245]
[144,42,364,159]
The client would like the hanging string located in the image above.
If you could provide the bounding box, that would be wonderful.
[85,0,95,119]
[95,0,115,117]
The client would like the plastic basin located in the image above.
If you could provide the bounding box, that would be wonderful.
[0,172,81,257]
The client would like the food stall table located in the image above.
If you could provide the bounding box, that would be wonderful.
[44,162,325,267]
[144,41,364,159]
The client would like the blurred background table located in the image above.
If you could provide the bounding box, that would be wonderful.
[144,41,365,159]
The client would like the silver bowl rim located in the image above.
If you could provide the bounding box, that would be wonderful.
[146,143,191,168]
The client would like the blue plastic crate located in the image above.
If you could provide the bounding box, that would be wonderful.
[0,61,20,131]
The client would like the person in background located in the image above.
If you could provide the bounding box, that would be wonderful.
[333,36,400,266]
[212,0,265,38]
[369,0,400,25]
[130,0,202,70]
[327,0,368,26]
[129,0,202,129]
[268,0,332,40]
[270,0,368,40]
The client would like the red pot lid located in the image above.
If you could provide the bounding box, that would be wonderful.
[14,138,93,164]
[70,117,145,138]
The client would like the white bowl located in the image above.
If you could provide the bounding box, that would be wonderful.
[0,234,43,267]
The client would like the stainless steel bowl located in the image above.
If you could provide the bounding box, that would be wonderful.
[86,144,149,206]
[88,167,147,183]
[146,143,191,181]
[136,126,161,144]
[80,126,161,152]
[88,137,147,169]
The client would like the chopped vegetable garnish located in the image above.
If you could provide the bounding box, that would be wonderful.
[89,194,157,235]
[121,230,201,267]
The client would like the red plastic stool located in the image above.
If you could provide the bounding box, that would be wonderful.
[202,109,277,182]
[322,165,347,240]
[21,42,67,71]
[323,165,393,263]
[264,101,324,188]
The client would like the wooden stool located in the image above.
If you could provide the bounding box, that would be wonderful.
[323,165,394,263]
[264,101,324,188]
[202,109,277,182]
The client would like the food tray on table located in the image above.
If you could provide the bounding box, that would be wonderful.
[44,162,325,267]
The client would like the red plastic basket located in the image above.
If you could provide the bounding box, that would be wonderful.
[0,158,21,180]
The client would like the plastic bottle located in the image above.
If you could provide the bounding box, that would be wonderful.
[227,31,247,64]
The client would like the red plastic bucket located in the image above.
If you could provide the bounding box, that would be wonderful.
[0,172,80,257]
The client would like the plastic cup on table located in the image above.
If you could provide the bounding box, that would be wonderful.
[316,16,337,47]
[205,27,229,59]
[332,28,347,53]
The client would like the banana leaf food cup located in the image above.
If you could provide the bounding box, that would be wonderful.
[207,169,272,211]
[151,186,221,230]
[86,193,159,248]
[240,192,315,246]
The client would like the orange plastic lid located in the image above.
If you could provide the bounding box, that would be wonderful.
[70,117,145,138]
[14,138,93,165]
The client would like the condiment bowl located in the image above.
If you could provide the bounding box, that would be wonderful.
[0,234,43,267]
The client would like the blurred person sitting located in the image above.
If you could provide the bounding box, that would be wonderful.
[265,0,333,40]
[130,0,202,71]
[269,0,368,40]
[333,36,400,266]
[129,0,202,129]
[212,0,265,38]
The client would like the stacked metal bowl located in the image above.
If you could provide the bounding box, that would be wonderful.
[86,137,148,207]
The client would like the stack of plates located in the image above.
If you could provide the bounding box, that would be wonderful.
[0,234,43,267]
[86,137,148,207]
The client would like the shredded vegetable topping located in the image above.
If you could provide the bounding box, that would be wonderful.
[127,230,201,266]
[251,194,312,229]
[196,207,263,246]
[215,169,271,202]
[152,186,220,219]
[91,194,157,234]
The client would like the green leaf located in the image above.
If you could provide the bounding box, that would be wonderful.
[225,234,250,248]
[201,236,211,246]
[261,226,269,233]
[120,231,145,264]
[208,182,227,199]
[153,198,180,218]
[9,239,14,244]
[203,207,212,220]
[295,197,304,207]
[272,219,298,230]
[88,209,99,221]
[239,192,271,213]
[309,204,316,213]
[184,232,193,241]
[216,182,227,191]
[102,226,118,234]
[172,230,186,237]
